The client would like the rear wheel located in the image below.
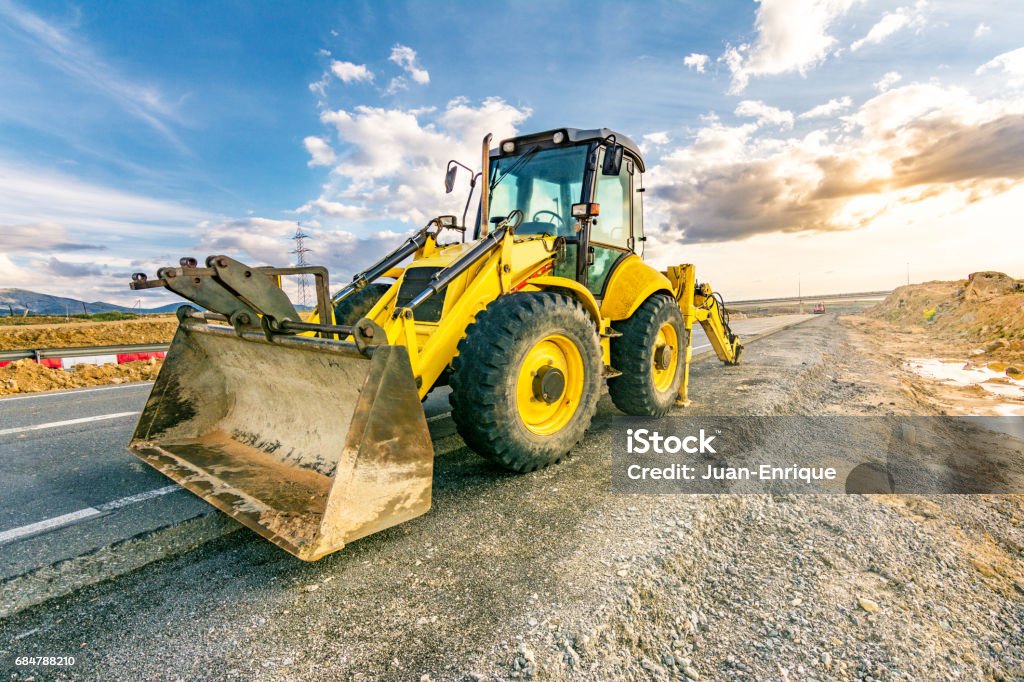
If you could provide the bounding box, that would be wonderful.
[333,283,389,326]
[608,294,687,416]
[449,292,602,472]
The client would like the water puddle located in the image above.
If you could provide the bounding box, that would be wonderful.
[904,358,1024,416]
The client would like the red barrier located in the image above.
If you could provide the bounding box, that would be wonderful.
[116,352,166,364]
[0,355,165,370]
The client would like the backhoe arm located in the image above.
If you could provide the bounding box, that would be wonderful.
[666,264,743,405]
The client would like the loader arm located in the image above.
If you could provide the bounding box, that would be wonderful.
[666,264,743,406]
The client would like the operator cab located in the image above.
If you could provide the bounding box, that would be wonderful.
[480,128,646,299]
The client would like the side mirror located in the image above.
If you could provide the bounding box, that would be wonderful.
[602,144,624,175]
[444,163,458,194]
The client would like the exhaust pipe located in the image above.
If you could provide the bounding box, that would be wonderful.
[479,133,492,237]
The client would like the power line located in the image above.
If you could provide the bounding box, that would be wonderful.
[290,224,313,308]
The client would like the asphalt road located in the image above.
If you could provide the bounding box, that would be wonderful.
[0,314,810,556]
[0,384,454,539]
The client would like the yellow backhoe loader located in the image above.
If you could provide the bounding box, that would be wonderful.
[128,128,742,560]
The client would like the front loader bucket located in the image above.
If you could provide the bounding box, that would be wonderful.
[128,319,434,561]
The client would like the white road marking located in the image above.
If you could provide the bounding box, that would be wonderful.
[426,411,452,423]
[691,343,712,352]
[0,411,140,437]
[95,484,180,511]
[0,485,181,545]
[0,508,101,545]
[0,382,152,402]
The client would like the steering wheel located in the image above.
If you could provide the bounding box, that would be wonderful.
[531,210,565,227]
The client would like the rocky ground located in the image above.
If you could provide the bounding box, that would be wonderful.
[0,358,163,397]
[0,312,1021,681]
[0,316,174,396]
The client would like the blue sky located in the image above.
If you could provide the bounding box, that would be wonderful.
[1,0,1022,304]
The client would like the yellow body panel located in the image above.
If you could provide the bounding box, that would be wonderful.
[521,276,602,322]
[599,254,675,321]
[358,235,567,399]
[322,233,739,404]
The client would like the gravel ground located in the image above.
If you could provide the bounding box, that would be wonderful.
[0,314,1021,681]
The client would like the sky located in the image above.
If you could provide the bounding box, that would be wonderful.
[0,0,1022,306]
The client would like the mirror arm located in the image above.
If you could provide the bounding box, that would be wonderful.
[460,172,482,242]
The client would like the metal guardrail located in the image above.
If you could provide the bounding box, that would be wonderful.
[728,290,892,306]
[0,343,170,362]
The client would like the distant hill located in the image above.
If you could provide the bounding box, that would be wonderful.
[0,289,181,316]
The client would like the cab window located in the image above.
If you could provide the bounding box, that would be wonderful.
[591,154,631,248]
[487,145,587,237]
[586,149,632,296]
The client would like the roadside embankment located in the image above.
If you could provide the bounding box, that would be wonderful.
[0,317,176,351]
[0,317,175,396]
[0,359,163,397]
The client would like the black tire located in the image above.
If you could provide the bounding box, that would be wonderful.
[449,292,602,472]
[608,294,687,416]
[333,283,389,326]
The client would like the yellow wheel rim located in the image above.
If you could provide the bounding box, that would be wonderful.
[516,334,585,436]
[652,322,679,393]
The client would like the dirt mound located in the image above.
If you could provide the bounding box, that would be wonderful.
[870,272,1024,361]
[0,358,163,396]
[0,317,177,350]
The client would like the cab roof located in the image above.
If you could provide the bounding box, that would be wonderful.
[492,127,645,172]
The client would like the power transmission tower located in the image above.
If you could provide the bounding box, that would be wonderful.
[290,224,313,308]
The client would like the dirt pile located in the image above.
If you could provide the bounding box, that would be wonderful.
[0,316,177,350]
[0,358,163,396]
[870,271,1024,362]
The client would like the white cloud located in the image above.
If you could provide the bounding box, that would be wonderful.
[301,198,368,221]
[850,4,926,52]
[0,159,205,239]
[1,222,103,252]
[976,47,1024,86]
[874,71,902,92]
[193,217,411,293]
[46,257,103,278]
[330,60,373,83]
[384,76,408,95]
[684,53,709,73]
[722,0,858,93]
[388,45,429,85]
[301,97,530,230]
[973,23,991,38]
[735,100,795,128]
[308,72,330,98]
[643,131,671,146]
[798,96,853,119]
[644,77,1024,246]
[0,1,184,149]
[303,136,336,166]
[0,160,218,303]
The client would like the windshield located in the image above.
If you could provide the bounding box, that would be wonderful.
[487,145,588,237]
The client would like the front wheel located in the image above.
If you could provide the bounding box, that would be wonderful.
[449,292,602,472]
[608,294,687,416]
